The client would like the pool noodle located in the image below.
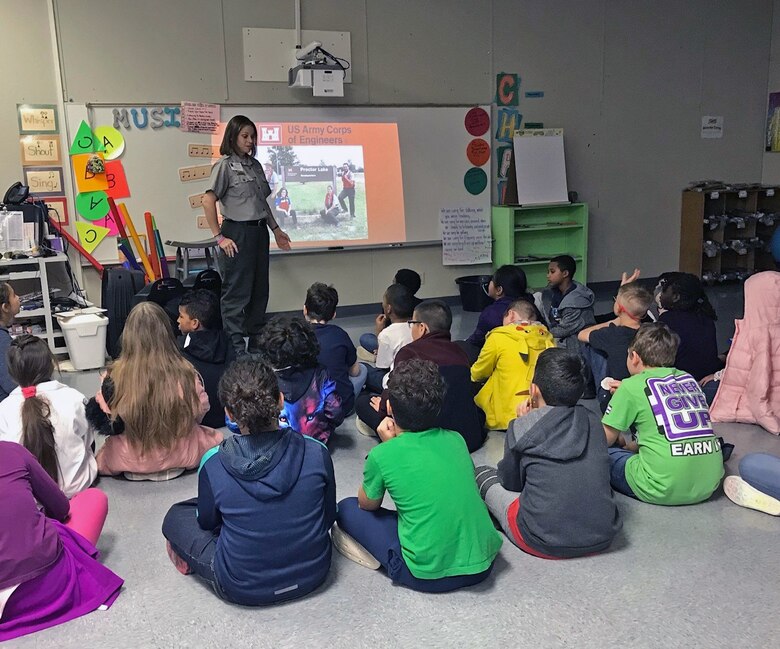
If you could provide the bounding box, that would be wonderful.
[117,203,155,282]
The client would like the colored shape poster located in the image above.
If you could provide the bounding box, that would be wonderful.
[105,160,130,200]
[70,120,104,155]
[75,221,111,254]
[466,139,490,166]
[76,191,110,221]
[440,206,492,265]
[464,107,490,136]
[93,126,125,159]
[72,153,109,193]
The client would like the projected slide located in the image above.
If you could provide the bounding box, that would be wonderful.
[216,122,406,248]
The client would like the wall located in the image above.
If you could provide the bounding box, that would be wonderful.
[2,0,775,310]
[0,0,58,192]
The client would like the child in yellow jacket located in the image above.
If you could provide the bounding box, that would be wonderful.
[471,300,555,430]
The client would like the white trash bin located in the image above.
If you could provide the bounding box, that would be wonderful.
[56,309,109,370]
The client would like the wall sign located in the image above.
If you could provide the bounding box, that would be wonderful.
[112,106,181,130]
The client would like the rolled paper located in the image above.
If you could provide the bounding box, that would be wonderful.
[118,202,155,282]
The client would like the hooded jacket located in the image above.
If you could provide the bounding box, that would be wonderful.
[471,322,556,430]
[541,281,596,351]
[197,429,336,605]
[498,404,621,558]
[710,271,780,434]
[178,330,235,429]
[275,365,344,444]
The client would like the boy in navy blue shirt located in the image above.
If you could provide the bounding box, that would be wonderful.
[304,283,367,414]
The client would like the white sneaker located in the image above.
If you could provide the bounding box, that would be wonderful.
[331,523,381,570]
[723,475,780,516]
[355,417,378,438]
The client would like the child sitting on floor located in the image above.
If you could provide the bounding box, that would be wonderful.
[602,323,724,505]
[475,348,621,559]
[177,289,235,429]
[463,265,539,361]
[0,335,96,498]
[256,316,343,444]
[578,281,654,412]
[162,358,336,605]
[0,441,121,642]
[0,282,21,400]
[358,283,414,391]
[358,273,420,362]
[333,358,502,593]
[541,255,595,352]
[471,299,555,431]
[656,272,722,381]
[89,302,222,481]
[304,282,367,415]
[355,299,487,452]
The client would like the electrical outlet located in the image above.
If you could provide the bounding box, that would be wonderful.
[196,215,209,229]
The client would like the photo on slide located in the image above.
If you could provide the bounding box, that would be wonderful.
[259,145,367,243]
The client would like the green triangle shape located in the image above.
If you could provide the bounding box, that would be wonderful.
[70,120,104,154]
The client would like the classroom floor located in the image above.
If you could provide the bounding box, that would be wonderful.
[12,284,780,649]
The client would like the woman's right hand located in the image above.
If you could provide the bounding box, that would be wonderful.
[218,236,238,257]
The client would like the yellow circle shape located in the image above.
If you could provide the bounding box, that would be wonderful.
[94,126,125,160]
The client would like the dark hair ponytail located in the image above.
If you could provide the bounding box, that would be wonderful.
[7,335,58,481]
[658,272,717,321]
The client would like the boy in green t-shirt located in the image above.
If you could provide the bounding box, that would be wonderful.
[602,323,724,505]
[333,358,502,592]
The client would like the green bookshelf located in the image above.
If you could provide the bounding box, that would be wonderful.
[491,203,588,290]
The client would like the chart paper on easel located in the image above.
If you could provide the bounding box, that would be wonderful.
[512,128,568,206]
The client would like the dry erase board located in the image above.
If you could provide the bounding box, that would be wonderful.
[67,105,491,263]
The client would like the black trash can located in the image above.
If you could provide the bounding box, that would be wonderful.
[455,275,493,312]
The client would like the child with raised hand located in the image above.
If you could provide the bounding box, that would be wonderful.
[465,265,540,356]
[656,272,722,381]
[0,334,97,498]
[579,281,654,411]
[333,358,502,593]
[0,282,21,400]
[472,299,555,431]
[256,316,343,444]
[304,282,367,415]
[90,302,222,480]
[177,289,235,429]
[602,323,724,505]
[162,358,336,605]
[0,441,122,642]
[475,348,621,559]
[541,255,595,352]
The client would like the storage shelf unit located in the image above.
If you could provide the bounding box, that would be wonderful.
[0,254,71,355]
[680,187,779,281]
[492,203,588,290]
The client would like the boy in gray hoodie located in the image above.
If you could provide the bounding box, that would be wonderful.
[475,348,621,559]
[541,255,595,352]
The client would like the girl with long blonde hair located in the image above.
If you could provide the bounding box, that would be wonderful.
[94,302,222,480]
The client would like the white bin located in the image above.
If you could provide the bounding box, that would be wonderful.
[56,311,109,370]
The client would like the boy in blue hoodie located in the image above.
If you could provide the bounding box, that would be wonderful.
[161,358,336,605]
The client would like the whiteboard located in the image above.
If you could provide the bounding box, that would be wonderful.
[68,105,491,263]
[512,128,569,206]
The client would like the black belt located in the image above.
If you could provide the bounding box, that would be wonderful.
[223,218,265,227]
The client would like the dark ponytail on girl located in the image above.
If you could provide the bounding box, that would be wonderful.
[7,335,58,481]
[658,272,717,321]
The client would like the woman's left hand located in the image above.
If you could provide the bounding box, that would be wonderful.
[274,228,292,251]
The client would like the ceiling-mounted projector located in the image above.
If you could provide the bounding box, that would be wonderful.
[289,41,347,97]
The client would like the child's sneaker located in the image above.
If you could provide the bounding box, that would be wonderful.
[331,523,380,569]
[723,475,780,516]
[166,541,193,575]
[356,346,376,363]
[355,417,378,437]
[124,468,185,481]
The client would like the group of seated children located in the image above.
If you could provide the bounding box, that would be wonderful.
[2,254,780,638]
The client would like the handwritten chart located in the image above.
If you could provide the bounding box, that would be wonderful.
[440,206,492,265]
